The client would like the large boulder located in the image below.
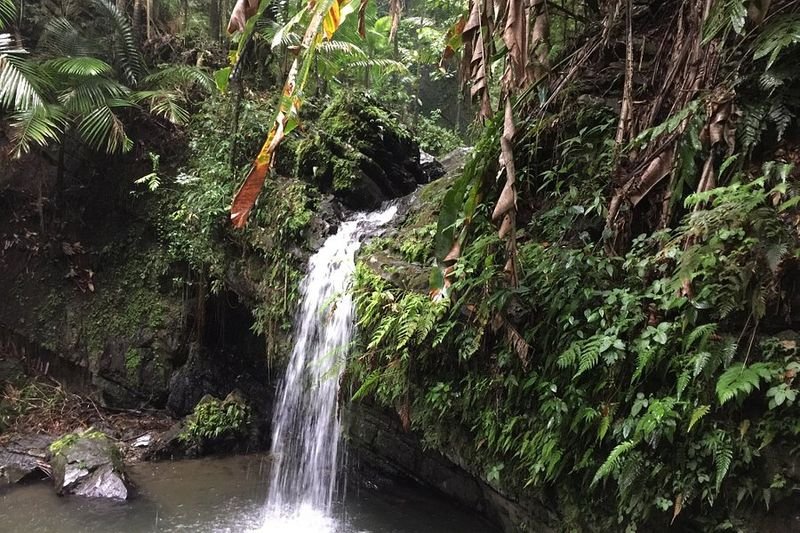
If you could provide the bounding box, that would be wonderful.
[294,92,428,210]
[0,433,53,485]
[49,429,128,499]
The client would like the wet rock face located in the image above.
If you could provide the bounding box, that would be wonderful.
[49,430,128,500]
[344,403,557,533]
[294,92,428,210]
[0,434,53,485]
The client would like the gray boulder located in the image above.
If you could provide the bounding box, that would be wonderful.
[0,433,53,485]
[49,429,128,499]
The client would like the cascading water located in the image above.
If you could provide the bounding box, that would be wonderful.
[255,203,398,532]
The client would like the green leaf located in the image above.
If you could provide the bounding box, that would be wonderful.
[592,440,637,486]
[0,0,15,29]
[45,56,112,76]
[215,67,232,92]
[687,405,710,432]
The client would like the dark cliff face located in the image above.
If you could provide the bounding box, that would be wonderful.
[293,92,429,210]
[0,93,434,444]
[344,402,557,533]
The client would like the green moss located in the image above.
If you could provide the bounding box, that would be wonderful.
[331,156,360,192]
[49,429,107,456]
[293,91,414,199]
[49,433,79,456]
[125,348,143,375]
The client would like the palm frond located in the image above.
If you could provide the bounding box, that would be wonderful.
[92,0,144,85]
[76,104,133,153]
[318,39,368,57]
[38,17,98,57]
[45,56,113,76]
[9,104,67,157]
[0,0,15,30]
[143,65,214,93]
[0,52,48,110]
[58,77,130,113]
[350,57,409,74]
[0,31,19,53]
[134,89,191,125]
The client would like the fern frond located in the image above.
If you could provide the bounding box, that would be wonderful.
[687,404,710,432]
[752,14,800,69]
[712,433,733,490]
[592,440,637,486]
[702,0,746,44]
[716,362,776,405]
[685,323,717,351]
[692,351,712,377]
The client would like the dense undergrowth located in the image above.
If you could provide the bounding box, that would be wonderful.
[348,7,800,528]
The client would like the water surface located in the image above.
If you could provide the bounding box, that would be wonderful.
[0,455,497,532]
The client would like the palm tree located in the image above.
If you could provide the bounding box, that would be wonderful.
[0,0,213,159]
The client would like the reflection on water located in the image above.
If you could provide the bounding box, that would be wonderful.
[0,455,498,533]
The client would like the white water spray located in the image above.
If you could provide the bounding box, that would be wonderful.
[255,203,398,531]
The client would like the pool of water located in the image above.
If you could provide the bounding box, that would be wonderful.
[0,455,498,533]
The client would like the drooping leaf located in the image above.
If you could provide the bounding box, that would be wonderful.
[0,0,16,29]
[231,0,354,228]
[9,105,67,157]
[0,52,47,110]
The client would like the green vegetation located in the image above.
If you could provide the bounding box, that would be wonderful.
[49,428,107,456]
[3,0,800,530]
[179,395,250,445]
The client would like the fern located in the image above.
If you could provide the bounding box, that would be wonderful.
[702,0,746,44]
[592,440,637,486]
[715,362,776,405]
[709,431,734,491]
[752,14,800,69]
[692,351,713,377]
[685,323,717,351]
[687,405,710,432]
[738,101,768,152]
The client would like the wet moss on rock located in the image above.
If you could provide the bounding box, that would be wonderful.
[294,91,426,209]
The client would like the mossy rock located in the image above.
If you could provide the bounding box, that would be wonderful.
[294,92,426,209]
[49,428,128,499]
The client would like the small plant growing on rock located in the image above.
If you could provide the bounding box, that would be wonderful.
[179,394,250,445]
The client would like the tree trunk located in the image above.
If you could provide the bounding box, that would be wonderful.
[132,0,143,38]
[182,0,189,32]
[209,0,221,42]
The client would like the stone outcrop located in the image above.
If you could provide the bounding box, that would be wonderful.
[294,92,429,210]
[0,433,53,485]
[344,402,558,533]
[49,429,128,499]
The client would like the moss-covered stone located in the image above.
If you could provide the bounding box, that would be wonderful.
[294,91,426,209]
[49,428,128,499]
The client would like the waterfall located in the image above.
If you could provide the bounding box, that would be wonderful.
[255,203,398,531]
